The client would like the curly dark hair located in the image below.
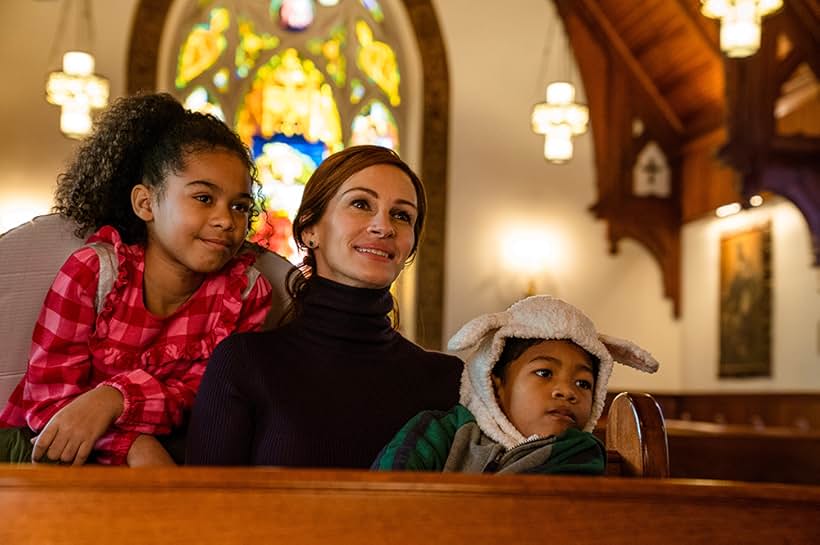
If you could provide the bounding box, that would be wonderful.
[53,92,261,245]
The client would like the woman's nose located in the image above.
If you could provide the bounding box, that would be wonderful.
[368,211,395,237]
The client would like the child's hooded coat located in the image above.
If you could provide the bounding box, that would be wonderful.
[373,295,659,472]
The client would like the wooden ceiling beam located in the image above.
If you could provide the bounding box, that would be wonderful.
[674,0,723,58]
[782,0,820,77]
[572,0,685,135]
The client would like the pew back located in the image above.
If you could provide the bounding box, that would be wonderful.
[0,466,817,545]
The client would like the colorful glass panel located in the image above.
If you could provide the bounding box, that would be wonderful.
[355,20,400,106]
[350,100,399,151]
[360,0,384,23]
[168,0,405,261]
[175,8,230,88]
[236,17,280,79]
[306,26,347,87]
[213,68,230,92]
[350,77,365,104]
[271,0,315,31]
[183,86,226,121]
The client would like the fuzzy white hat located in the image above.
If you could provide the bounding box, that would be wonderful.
[448,295,659,449]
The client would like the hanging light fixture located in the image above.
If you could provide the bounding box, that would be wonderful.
[531,82,589,163]
[700,0,783,58]
[530,5,588,164]
[45,0,109,139]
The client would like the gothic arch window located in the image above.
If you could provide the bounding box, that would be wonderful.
[128,0,450,348]
[156,0,417,262]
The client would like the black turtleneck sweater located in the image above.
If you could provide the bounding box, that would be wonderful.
[186,277,463,468]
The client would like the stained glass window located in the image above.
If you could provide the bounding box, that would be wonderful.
[167,0,404,263]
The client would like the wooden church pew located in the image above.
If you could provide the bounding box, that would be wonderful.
[0,466,817,544]
[664,419,820,485]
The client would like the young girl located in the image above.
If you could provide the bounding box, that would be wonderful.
[0,93,274,466]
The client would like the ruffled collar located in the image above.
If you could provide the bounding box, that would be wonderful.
[85,225,261,364]
[297,276,396,345]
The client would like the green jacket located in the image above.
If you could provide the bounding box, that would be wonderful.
[373,404,605,474]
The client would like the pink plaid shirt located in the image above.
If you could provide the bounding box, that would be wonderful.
[0,226,272,464]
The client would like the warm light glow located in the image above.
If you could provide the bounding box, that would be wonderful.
[501,226,566,277]
[546,81,575,104]
[749,194,764,207]
[531,82,588,163]
[716,202,742,217]
[700,0,783,57]
[0,198,52,234]
[46,51,110,139]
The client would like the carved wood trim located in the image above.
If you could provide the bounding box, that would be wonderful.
[557,0,683,316]
[127,0,449,348]
[572,0,684,136]
[721,12,820,265]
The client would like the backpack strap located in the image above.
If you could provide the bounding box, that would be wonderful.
[87,243,260,311]
[87,242,117,314]
[242,265,261,301]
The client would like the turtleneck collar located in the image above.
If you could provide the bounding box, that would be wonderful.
[297,275,396,345]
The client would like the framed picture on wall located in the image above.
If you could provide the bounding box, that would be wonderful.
[719,222,772,377]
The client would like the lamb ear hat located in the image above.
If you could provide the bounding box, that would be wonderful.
[448,295,659,450]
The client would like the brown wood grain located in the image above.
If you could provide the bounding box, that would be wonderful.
[0,466,817,545]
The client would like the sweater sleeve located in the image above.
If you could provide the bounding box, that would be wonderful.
[372,405,476,471]
[185,334,256,465]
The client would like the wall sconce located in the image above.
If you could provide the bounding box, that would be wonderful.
[502,228,564,298]
[45,0,109,139]
[700,0,783,58]
[530,4,588,163]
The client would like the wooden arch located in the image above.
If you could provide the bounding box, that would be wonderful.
[126,0,450,348]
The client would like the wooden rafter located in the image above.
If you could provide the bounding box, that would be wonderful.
[573,0,685,135]
[673,0,723,57]
[782,0,820,77]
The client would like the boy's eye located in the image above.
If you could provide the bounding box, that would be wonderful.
[194,194,212,204]
[576,379,593,390]
[534,369,553,379]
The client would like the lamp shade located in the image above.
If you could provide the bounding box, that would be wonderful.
[700,0,783,57]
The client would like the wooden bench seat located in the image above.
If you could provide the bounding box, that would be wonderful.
[665,419,820,485]
[0,466,817,544]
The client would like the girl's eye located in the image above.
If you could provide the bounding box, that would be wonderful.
[232,202,252,213]
[351,199,370,210]
[194,194,212,204]
[534,369,553,379]
[576,379,593,390]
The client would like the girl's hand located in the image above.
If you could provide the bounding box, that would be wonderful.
[126,435,176,467]
[31,386,123,465]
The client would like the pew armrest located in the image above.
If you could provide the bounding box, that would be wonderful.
[606,392,670,478]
